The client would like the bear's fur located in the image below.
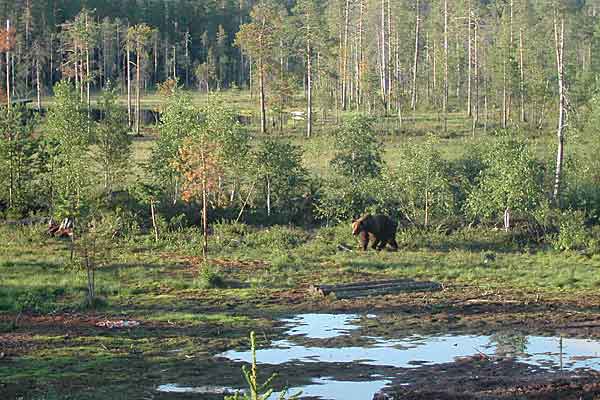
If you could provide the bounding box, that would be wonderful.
[352,214,399,251]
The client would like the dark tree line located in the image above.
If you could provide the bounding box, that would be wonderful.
[2,0,600,124]
[0,0,252,100]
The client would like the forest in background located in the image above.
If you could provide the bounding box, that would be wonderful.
[4,5,600,396]
[1,0,600,125]
[0,0,599,254]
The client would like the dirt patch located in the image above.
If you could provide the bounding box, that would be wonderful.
[386,357,600,399]
[5,282,600,399]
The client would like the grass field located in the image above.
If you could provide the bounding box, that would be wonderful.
[2,218,600,399]
[3,89,599,399]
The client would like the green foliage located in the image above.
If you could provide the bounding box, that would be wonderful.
[0,106,45,214]
[45,81,93,220]
[15,289,60,314]
[197,263,226,289]
[244,226,310,251]
[253,140,308,218]
[70,212,120,306]
[314,173,402,224]
[331,115,383,181]
[195,61,216,91]
[234,1,284,66]
[583,90,600,137]
[225,331,301,400]
[551,210,592,252]
[149,89,197,201]
[561,139,600,222]
[200,95,251,185]
[93,83,132,195]
[395,135,454,226]
[466,134,546,225]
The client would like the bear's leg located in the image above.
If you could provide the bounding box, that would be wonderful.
[389,239,399,251]
[371,239,380,250]
[360,231,369,251]
[377,240,387,251]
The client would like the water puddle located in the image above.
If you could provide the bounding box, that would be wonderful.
[281,313,361,339]
[156,384,238,395]
[271,377,391,400]
[160,314,600,400]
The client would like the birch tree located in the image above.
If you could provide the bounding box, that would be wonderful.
[294,0,326,138]
[553,6,566,203]
[127,24,156,136]
[236,1,283,134]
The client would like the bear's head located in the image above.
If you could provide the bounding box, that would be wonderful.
[351,214,370,236]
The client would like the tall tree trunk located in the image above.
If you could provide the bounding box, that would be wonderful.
[266,177,271,217]
[136,48,141,136]
[127,37,132,128]
[307,37,313,138]
[553,11,566,203]
[426,32,431,103]
[49,34,54,87]
[467,0,472,117]
[473,19,479,133]
[455,33,461,100]
[411,0,420,111]
[6,19,11,108]
[202,182,208,260]
[380,0,388,110]
[150,200,159,242]
[386,0,392,113]
[201,148,208,260]
[341,0,350,110]
[519,27,526,123]
[36,58,41,110]
[508,0,514,124]
[443,0,448,134]
[86,14,91,118]
[357,0,364,109]
[154,35,158,84]
[502,56,508,129]
[259,56,266,134]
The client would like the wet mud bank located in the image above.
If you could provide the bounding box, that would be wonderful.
[5,287,600,399]
[162,312,600,400]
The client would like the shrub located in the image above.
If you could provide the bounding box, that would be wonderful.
[197,264,226,289]
[331,115,383,181]
[466,134,546,230]
[314,173,403,225]
[394,135,454,226]
[551,210,591,251]
[225,331,301,400]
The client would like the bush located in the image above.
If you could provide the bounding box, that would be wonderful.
[15,289,60,314]
[551,210,591,251]
[465,134,546,230]
[331,115,383,181]
[394,135,454,226]
[314,174,403,225]
[197,264,226,289]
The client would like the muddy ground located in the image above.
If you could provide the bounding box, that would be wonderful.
[3,284,600,399]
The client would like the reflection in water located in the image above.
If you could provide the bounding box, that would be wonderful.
[222,314,600,371]
[203,314,600,400]
[281,314,360,339]
[270,378,391,400]
[156,384,238,394]
[491,332,529,357]
[222,335,494,368]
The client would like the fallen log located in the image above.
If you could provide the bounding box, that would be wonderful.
[309,279,442,299]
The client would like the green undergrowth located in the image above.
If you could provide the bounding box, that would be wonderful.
[2,221,600,398]
[2,222,599,315]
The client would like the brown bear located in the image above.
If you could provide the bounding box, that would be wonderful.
[352,214,399,251]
